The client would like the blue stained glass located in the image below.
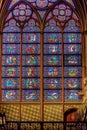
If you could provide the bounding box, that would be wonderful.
[22,33,40,43]
[2,56,20,66]
[9,0,20,9]
[44,90,62,101]
[36,0,48,8]
[2,78,20,89]
[22,67,39,77]
[44,44,62,54]
[44,24,61,32]
[64,78,82,89]
[2,67,20,77]
[3,20,20,32]
[44,33,62,43]
[44,78,62,89]
[64,55,81,66]
[23,20,40,32]
[3,26,20,33]
[22,44,40,54]
[64,67,82,77]
[3,33,21,43]
[65,90,82,102]
[2,90,19,101]
[22,78,39,88]
[44,55,62,66]
[2,44,20,54]
[63,33,81,43]
[27,0,36,2]
[22,56,40,66]
[22,90,40,101]
[64,20,80,32]
[44,67,62,77]
[64,44,81,54]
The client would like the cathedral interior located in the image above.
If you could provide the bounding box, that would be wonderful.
[0,0,87,129]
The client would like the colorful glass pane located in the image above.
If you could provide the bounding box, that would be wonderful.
[22,56,40,66]
[9,0,20,9]
[44,55,62,66]
[2,56,20,66]
[44,90,62,101]
[44,78,62,89]
[22,90,39,101]
[22,78,39,88]
[64,78,82,89]
[2,44,20,54]
[3,33,21,43]
[23,26,40,32]
[2,78,20,89]
[44,44,62,54]
[64,20,80,32]
[64,44,81,54]
[65,90,81,102]
[23,20,40,32]
[63,33,81,43]
[22,33,40,43]
[22,67,39,77]
[2,67,20,77]
[22,44,40,54]
[2,90,19,101]
[36,0,48,8]
[44,20,60,32]
[64,67,82,77]
[44,33,62,43]
[3,25,20,32]
[44,67,62,77]
[64,55,81,66]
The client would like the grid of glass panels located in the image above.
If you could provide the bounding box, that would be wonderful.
[64,20,82,102]
[22,19,40,101]
[44,20,62,102]
[2,19,20,101]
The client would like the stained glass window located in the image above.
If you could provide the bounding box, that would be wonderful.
[1,0,82,121]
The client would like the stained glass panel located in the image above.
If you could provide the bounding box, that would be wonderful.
[3,33,21,43]
[64,55,81,66]
[2,78,20,89]
[65,90,82,102]
[44,78,62,89]
[22,56,40,66]
[22,44,40,54]
[64,20,80,32]
[44,44,62,54]
[64,67,82,77]
[63,33,81,43]
[2,56,20,66]
[22,79,40,89]
[23,20,40,32]
[3,26,20,32]
[22,90,40,101]
[2,67,20,77]
[2,90,19,101]
[22,33,40,43]
[44,55,62,66]
[64,78,82,89]
[22,67,40,77]
[64,44,81,54]
[44,67,62,77]
[44,90,62,101]
[9,0,20,9]
[44,33,62,43]
[2,44,20,54]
